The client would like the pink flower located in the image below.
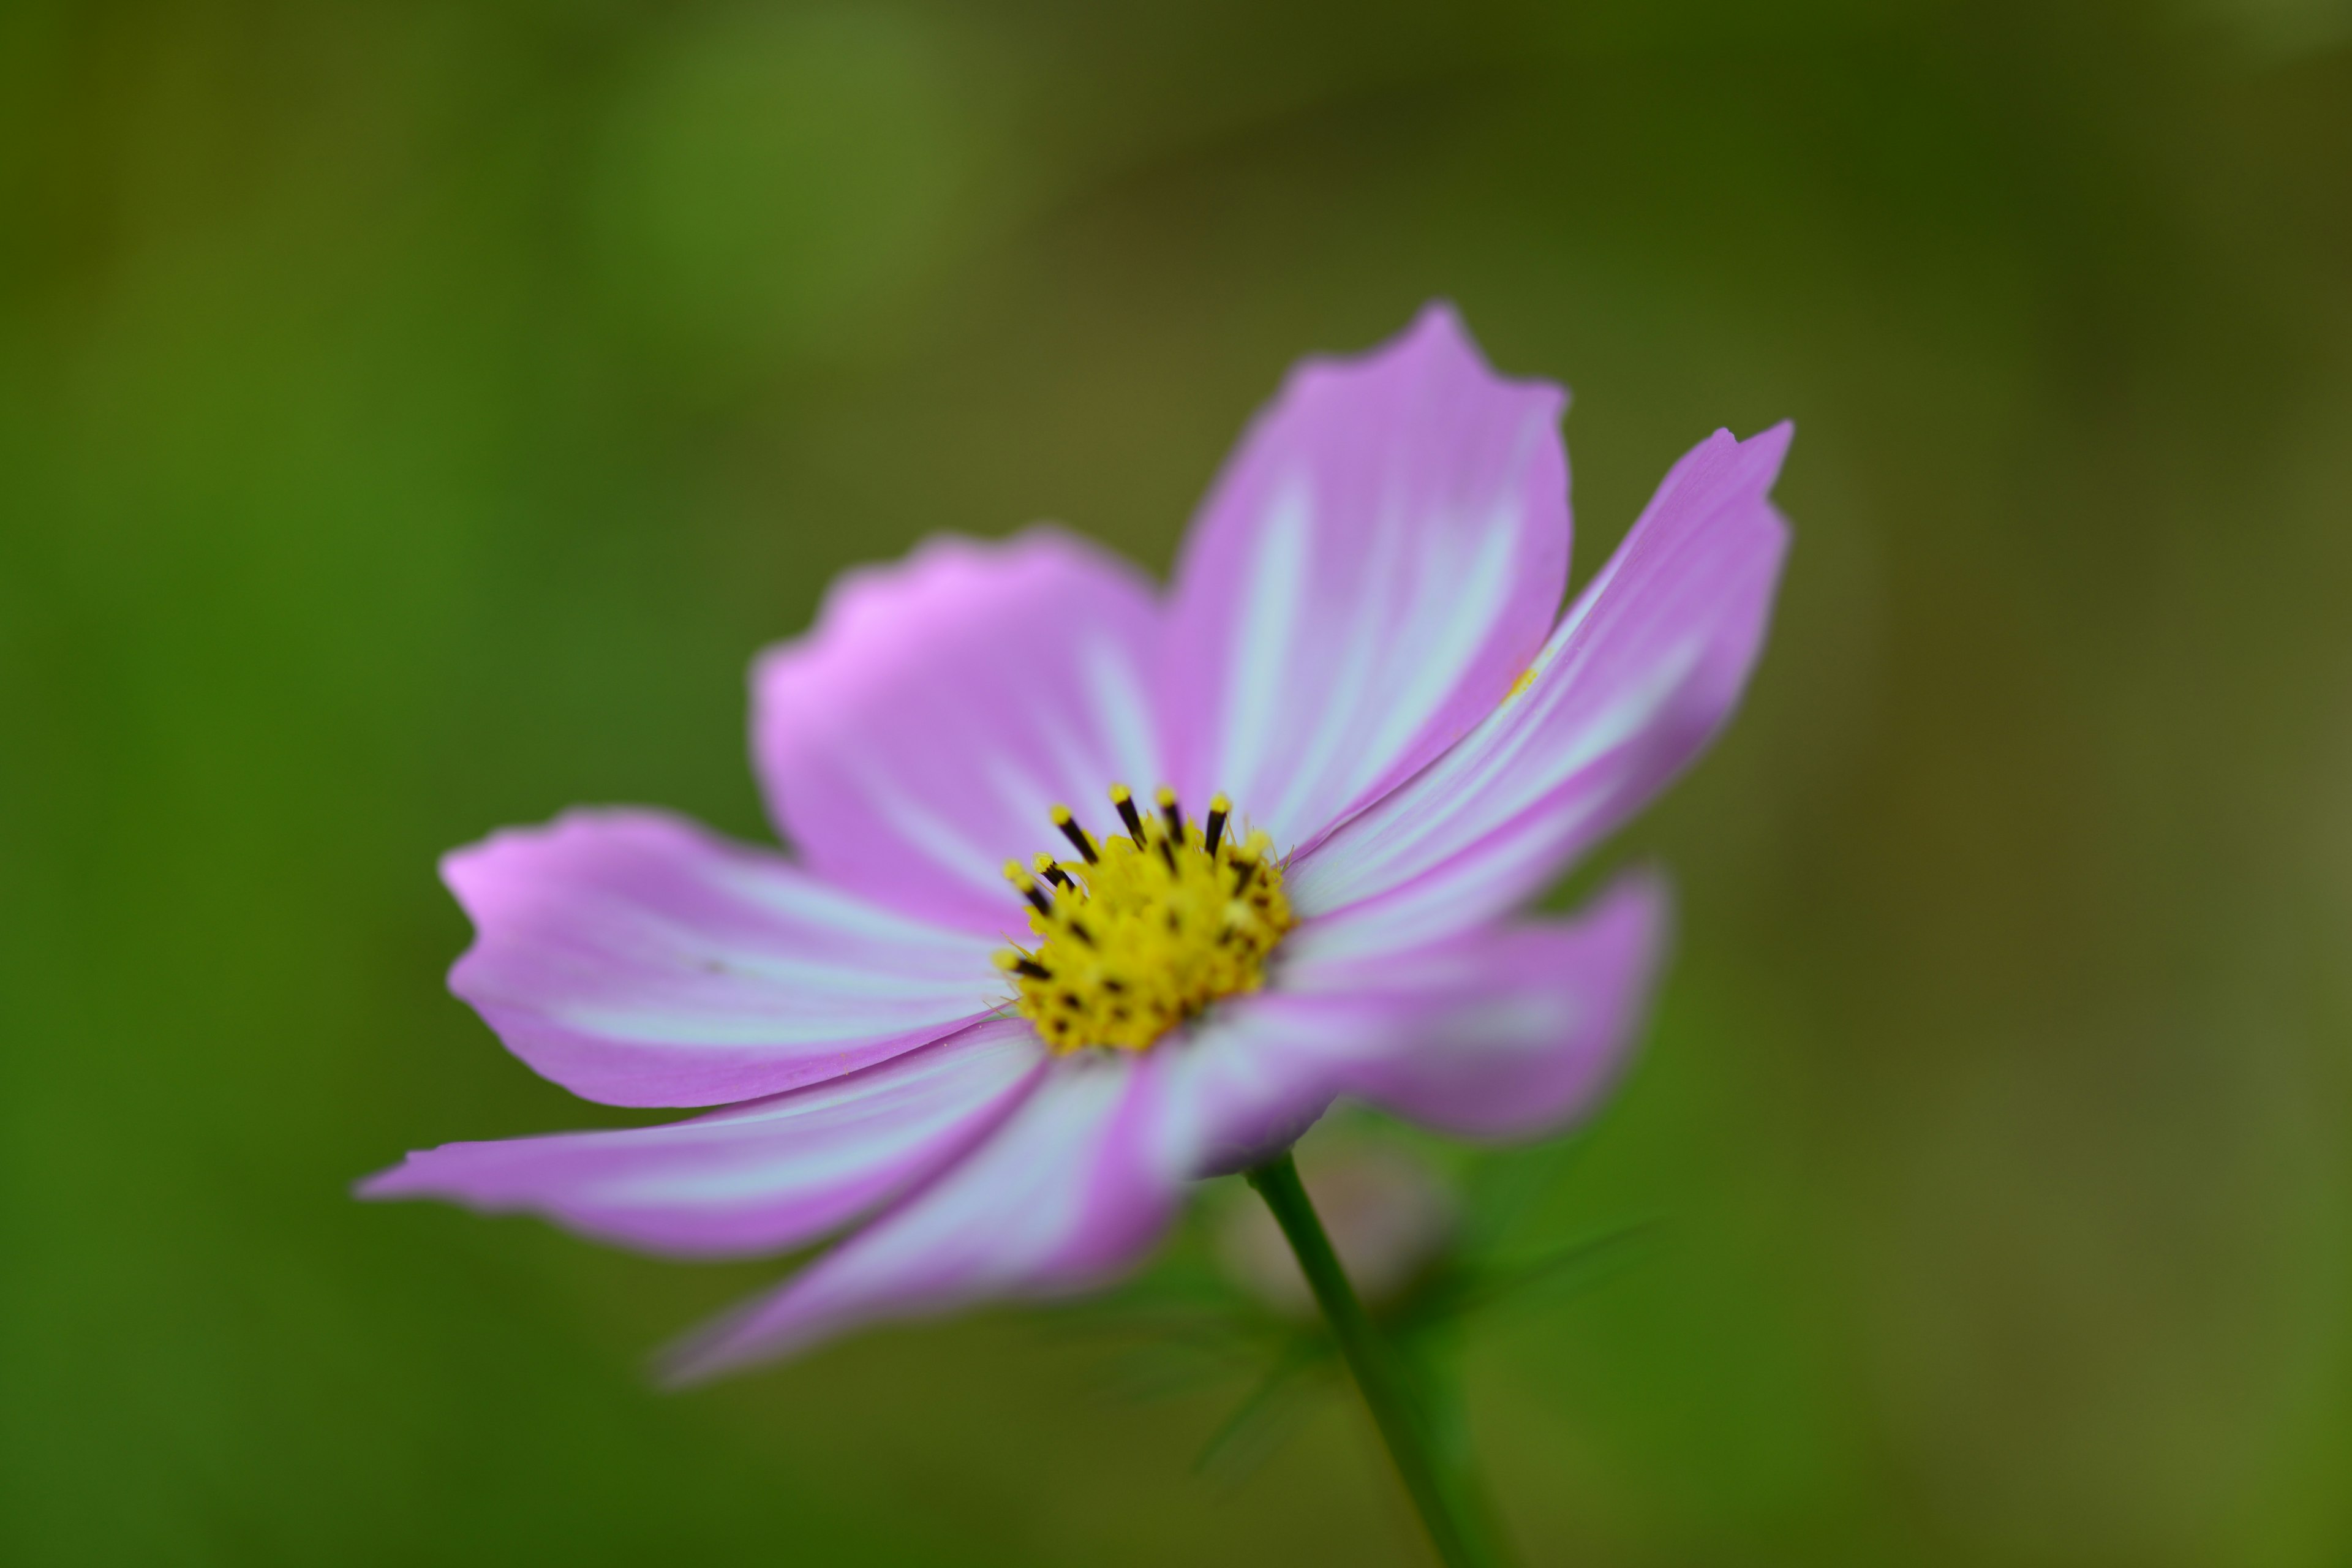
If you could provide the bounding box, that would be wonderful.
[362,304,1791,1382]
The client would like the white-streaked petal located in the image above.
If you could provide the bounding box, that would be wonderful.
[360,1018,1046,1257]
[658,1050,1179,1379]
[752,529,1167,933]
[1161,303,1570,855]
[445,809,1003,1107]
[1289,423,1792,949]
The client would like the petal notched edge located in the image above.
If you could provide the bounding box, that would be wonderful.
[751,527,1169,934]
[1287,422,1792,949]
[1161,302,1571,856]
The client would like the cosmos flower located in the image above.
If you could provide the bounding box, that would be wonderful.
[362,304,1791,1382]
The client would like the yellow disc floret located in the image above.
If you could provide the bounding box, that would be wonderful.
[995,787,1293,1054]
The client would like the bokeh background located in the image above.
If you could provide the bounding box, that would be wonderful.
[7,1,2352,1562]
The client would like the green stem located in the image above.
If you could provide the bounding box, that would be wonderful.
[1245,1152,1510,1568]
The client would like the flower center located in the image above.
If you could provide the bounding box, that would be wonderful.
[996,786,1294,1054]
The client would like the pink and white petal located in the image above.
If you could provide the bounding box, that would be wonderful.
[357,1018,1046,1259]
[752,529,1166,933]
[1287,423,1792,952]
[1160,303,1570,856]
[1142,997,1365,1177]
[445,809,1003,1109]
[1289,873,1668,1140]
[1141,872,1665,1170]
[659,1050,1181,1380]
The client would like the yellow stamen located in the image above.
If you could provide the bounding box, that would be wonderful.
[997,787,1294,1054]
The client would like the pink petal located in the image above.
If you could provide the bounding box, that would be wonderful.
[658,1050,1180,1380]
[356,1018,1046,1258]
[1288,424,1792,951]
[1288,873,1668,1139]
[1139,996,1358,1177]
[1140,873,1665,1172]
[752,529,1166,933]
[444,809,1003,1108]
[1159,303,1570,856]
[646,878,1664,1374]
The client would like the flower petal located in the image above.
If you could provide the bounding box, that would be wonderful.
[356,1018,1046,1258]
[444,809,1003,1107]
[1287,424,1791,951]
[1160,302,1570,854]
[1286,873,1668,1139]
[646,880,1664,1374]
[752,529,1166,933]
[1138,999,1356,1177]
[1138,873,1665,1173]
[658,1050,1180,1380]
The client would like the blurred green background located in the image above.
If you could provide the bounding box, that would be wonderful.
[6,1,2352,1562]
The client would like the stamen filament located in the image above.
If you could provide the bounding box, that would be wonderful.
[1109,785,1148,848]
[1051,805,1099,864]
[1003,860,1055,917]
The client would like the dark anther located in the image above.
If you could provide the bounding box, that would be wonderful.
[1155,785,1185,844]
[1203,797,1229,856]
[1101,977,1127,992]
[1020,882,1054,917]
[1039,864,1073,890]
[1232,859,1259,894]
[1052,805,1099,864]
[1068,919,1098,948]
[1110,786,1148,848]
[1157,834,1178,872]
[1012,957,1052,980]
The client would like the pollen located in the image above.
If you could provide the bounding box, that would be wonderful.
[994,787,1293,1054]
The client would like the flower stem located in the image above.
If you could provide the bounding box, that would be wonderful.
[1245,1152,1511,1568]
